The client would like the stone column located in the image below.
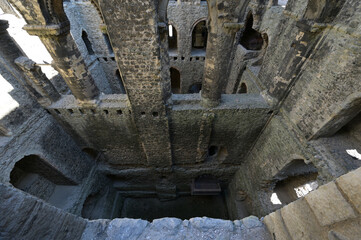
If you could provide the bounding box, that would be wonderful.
[201,0,243,107]
[15,56,60,106]
[98,0,173,167]
[23,22,99,103]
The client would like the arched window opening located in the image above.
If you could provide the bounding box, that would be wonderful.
[192,20,208,54]
[170,67,181,94]
[239,14,264,51]
[168,25,178,53]
[115,69,126,94]
[188,83,202,94]
[270,160,318,205]
[278,0,288,8]
[82,30,95,55]
[239,83,247,94]
[103,33,114,54]
[10,155,76,201]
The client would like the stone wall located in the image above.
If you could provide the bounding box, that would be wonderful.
[48,93,270,191]
[0,183,271,240]
[64,0,122,94]
[167,0,208,93]
[264,167,361,240]
[228,0,361,217]
[3,167,361,239]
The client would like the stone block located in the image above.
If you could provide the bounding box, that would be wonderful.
[19,201,66,239]
[263,210,291,240]
[139,218,184,240]
[281,198,327,240]
[55,212,87,240]
[336,168,361,214]
[81,219,110,240]
[305,182,356,226]
[105,218,148,240]
[0,185,37,238]
[328,219,361,240]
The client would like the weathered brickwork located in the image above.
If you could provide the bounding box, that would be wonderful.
[0,0,360,238]
[167,0,208,93]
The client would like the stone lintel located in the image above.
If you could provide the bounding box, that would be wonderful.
[223,22,244,31]
[23,21,70,36]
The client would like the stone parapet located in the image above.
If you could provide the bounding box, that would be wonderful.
[264,167,361,240]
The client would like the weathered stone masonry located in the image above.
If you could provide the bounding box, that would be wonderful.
[0,0,360,238]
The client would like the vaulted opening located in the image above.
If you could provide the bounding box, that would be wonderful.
[192,20,207,55]
[270,160,318,205]
[239,13,264,51]
[10,155,77,205]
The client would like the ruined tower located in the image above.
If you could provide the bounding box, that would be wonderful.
[0,0,361,239]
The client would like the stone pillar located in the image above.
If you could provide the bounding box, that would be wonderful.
[98,0,173,167]
[15,56,60,106]
[23,22,99,103]
[201,0,243,107]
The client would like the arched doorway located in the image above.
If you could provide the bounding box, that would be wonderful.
[239,13,264,51]
[270,160,318,205]
[10,155,76,201]
[192,20,208,54]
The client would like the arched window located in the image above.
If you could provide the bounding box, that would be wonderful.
[239,83,247,94]
[10,155,76,201]
[103,33,114,54]
[170,67,181,94]
[168,24,177,52]
[239,13,264,51]
[188,83,202,94]
[115,70,126,94]
[192,20,208,51]
[82,30,95,55]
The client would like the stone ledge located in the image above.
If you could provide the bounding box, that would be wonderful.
[305,181,356,226]
[336,167,361,214]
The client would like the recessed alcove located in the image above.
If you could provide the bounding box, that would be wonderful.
[79,175,244,221]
